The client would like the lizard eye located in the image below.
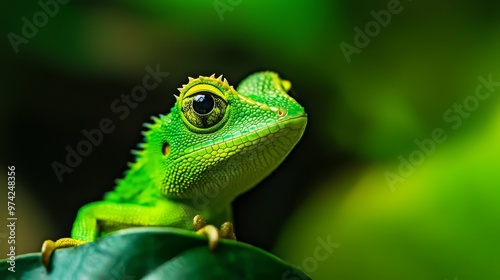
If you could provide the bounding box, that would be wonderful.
[192,93,215,115]
[181,91,227,129]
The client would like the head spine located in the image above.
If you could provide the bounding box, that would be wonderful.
[177,74,234,96]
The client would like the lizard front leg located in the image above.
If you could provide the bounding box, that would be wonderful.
[41,200,184,269]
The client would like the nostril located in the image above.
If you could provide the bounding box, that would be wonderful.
[277,109,287,117]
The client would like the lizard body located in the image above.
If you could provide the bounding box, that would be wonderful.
[47,71,306,250]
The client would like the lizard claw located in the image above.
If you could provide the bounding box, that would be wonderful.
[193,215,220,251]
[193,215,236,251]
[41,238,86,270]
[193,214,208,231]
[195,224,220,251]
[220,221,236,240]
[41,239,56,269]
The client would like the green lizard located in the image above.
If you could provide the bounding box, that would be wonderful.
[41,71,307,267]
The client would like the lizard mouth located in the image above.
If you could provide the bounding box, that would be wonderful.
[175,114,307,163]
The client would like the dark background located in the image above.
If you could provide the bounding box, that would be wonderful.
[2,1,500,279]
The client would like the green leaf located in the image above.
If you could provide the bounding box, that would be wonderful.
[0,227,310,279]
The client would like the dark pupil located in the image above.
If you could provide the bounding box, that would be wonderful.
[192,93,215,115]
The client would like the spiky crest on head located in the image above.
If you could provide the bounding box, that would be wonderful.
[176,74,234,99]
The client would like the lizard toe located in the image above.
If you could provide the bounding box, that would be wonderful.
[41,238,87,270]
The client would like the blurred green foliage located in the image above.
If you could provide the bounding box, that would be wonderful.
[2,0,500,279]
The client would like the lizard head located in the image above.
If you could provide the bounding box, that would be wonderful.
[144,71,307,208]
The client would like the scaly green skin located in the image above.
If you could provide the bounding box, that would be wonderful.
[71,71,307,241]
